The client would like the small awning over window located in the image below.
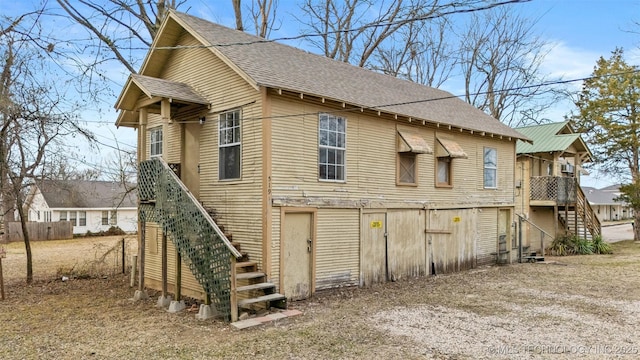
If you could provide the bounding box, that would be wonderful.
[397,130,432,154]
[436,138,468,158]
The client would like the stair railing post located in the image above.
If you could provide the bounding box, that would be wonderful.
[175,247,181,301]
[230,255,238,322]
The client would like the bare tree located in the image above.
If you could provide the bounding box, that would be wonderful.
[56,0,184,75]
[249,0,279,38]
[1,14,92,283]
[374,17,455,88]
[457,6,558,126]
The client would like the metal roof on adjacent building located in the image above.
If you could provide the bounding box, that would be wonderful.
[515,121,591,158]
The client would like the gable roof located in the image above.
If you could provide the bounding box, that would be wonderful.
[117,10,528,142]
[583,186,625,205]
[35,180,137,209]
[515,121,591,158]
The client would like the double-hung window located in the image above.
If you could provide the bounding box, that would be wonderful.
[102,210,109,226]
[318,113,346,181]
[219,110,241,180]
[150,127,163,157]
[79,211,86,226]
[483,147,498,188]
[59,211,67,222]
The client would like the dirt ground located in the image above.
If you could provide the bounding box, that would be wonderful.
[1,237,640,359]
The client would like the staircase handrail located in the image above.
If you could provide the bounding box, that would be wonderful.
[516,213,553,239]
[576,183,601,237]
[156,157,242,259]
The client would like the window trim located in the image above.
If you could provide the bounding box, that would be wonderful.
[397,152,418,186]
[150,127,163,158]
[435,156,453,188]
[483,147,498,189]
[318,113,347,182]
[218,109,242,181]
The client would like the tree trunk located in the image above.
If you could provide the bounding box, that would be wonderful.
[15,191,32,283]
[634,211,640,242]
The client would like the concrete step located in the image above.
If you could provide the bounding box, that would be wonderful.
[238,293,286,308]
[236,271,265,280]
[236,282,276,292]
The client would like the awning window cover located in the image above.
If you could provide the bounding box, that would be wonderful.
[397,129,432,154]
[436,138,468,158]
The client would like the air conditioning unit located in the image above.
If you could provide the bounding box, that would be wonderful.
[560,164,574,174]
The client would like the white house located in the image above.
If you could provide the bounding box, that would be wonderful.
[25,180,138,234]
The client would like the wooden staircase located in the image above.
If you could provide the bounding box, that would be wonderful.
[558,185,601,240]
[230,242,286,321]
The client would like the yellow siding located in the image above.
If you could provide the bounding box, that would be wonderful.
[143,31,265,267]
[387,209,427,280]
[429,208,478,274]
[142,222,207,299]
[477,208,498,265]
[315,208,360,289]
[270,209,281,287]
[269,95,516,209]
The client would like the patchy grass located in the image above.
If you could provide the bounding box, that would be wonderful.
[1,238,640,359]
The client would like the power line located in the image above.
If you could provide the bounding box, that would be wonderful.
[118,0,531,51]
[172,69,640,124]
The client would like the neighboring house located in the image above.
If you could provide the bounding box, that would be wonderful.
[114,10,529,321]
[584,185,635,221]
[24,180,138,234]
[515,121,600,255]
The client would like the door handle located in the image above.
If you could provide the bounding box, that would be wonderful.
[307,238,312,253]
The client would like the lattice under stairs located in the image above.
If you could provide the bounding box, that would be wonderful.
[139,158,242,321]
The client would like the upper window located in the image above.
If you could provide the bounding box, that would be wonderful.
[150,127,163,157]
[398,153,417,185]
[318,113,346,181]
[436,157,452,187]
[219,110,242,180]
[483,147,497,188]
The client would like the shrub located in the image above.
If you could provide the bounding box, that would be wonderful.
[572,237,593,255]
[592,235,612,254]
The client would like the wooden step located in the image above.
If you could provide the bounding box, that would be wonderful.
[236,282,276,292]
[235,261,258,269]
[238,293,286,308]
[236,271,265,280]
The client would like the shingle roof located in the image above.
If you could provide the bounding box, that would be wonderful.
[515,121,590,156]
[163,11,527,141]
[36,180,137,209]
[583,186,625,205]
[131,74,209,105]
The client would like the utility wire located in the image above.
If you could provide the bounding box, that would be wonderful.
[118,0,531,51]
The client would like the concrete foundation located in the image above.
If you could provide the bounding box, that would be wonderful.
[195,304,216,320]
[167,300,186,313]
[132,290,149,301]
[156,295,172,308]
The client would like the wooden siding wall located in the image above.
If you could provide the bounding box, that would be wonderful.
[268,94,516,208]
[146,31,265,268]
[387,209,427,280]
[528,208,556,253]
[429,209,478,274]
[314,209,360,289]
[143,222,206,299]
[476,208,498,265]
